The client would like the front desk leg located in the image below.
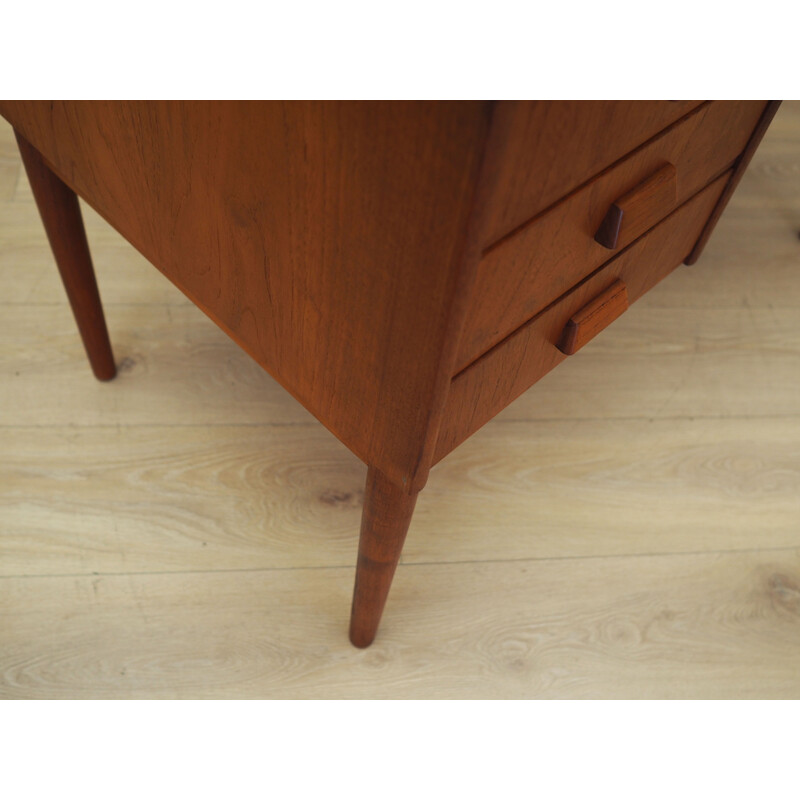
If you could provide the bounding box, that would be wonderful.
[349,466,419,648]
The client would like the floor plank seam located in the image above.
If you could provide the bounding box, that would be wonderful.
[2,542,798,582]
[3,412,800,430]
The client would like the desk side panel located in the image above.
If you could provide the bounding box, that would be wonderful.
[0,101,489,489]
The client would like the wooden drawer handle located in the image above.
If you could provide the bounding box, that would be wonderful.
[557,280,629,355]
[594,163,677,249]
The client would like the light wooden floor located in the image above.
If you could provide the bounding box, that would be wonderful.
[1,107,799,699]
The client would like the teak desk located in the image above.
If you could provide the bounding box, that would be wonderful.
[0,101,779,647]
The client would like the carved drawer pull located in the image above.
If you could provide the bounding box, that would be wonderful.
[594,163,678,249]
[557,279,629,355]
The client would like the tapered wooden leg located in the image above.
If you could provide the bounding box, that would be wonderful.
[349,466,419,648]
[15,131,116,381]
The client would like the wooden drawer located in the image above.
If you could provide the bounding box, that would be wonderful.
[434,171,730,463]
[457,101,767,372]
[481,100,704,245]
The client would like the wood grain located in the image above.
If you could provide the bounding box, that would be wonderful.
[0,162,18,201]
[0,425,364,576]
[2,419,798,578]
[1,549,799,699]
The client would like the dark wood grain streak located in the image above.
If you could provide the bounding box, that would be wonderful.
[685,101,782,265]
[349,467,418,648]
[14,130,116,381]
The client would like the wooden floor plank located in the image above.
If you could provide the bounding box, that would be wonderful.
[0,425,364,575]
[2,419,799,577]
[638,209,800,309]
[0,162,18,202]
[424,417,800,562]
[1,549,798,699]
[0,120,18,161]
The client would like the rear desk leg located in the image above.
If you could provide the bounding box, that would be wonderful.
[15,131,116,381]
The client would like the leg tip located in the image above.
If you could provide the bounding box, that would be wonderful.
[349,626,376,649]
[91,361,117,382]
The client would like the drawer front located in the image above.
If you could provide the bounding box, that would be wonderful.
[457,101,767,372]
[435,172,730,463]
[482,100,704,245]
